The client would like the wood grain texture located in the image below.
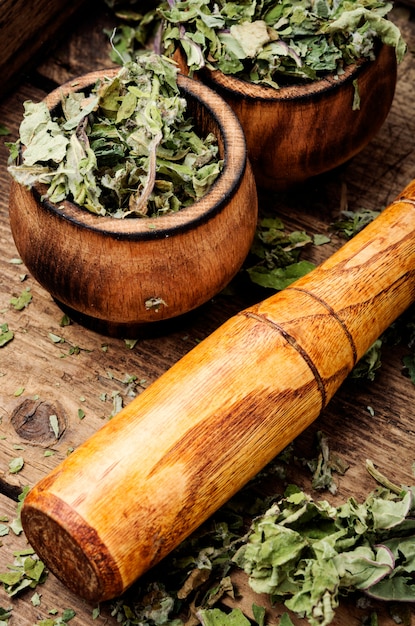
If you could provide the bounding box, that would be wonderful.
[0,0,87,97]
[21,191,415,602]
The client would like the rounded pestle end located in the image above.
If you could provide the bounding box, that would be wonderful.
[21,488,124,602]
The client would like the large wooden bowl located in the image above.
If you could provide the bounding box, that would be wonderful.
[9,70,258,337]
[192,44,397,190]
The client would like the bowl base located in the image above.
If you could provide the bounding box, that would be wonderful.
[54,299,204,339]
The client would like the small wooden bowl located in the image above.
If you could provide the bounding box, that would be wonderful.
[189,44,397,190]
[9,70,258,337]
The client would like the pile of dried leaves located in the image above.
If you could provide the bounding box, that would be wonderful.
[108,0,406,88]
[235,479,415,625]
[7,52,223,218]
[105,458,415,626]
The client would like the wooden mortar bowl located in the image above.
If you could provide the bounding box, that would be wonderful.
[9,70,258,337]
[190,44,397,190]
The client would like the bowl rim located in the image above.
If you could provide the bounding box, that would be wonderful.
[200,42,391,103]
[31,68,249,241]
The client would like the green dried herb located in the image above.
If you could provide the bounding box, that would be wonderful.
[199,607,295,626]
[0,552,47,597]
[198,607,252,626]
[245,216,316,290]
[233,476,415,626]
[0,526,9,538]
[350,338,382,381]
[8,457,24,474]
[110,0,406,88]
[34,608,76,625]
[7,53,223,218]
[49,414,60,439]
[9,288,32,311]
[306,431,349,495]
[9,487,30,536]
[0,324,14,348]
[331,208,381,239]
[0,606,12,626]
[403,352,415,383]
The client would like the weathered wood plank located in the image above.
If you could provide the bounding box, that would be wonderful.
[0,0,89,99]
[1,2,415,624]
[33,0,118,87]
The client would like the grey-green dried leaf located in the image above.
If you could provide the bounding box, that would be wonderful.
[48,332,65,344]
[0,525,9,538]
[49,414,60,439]
[8,53,222,219]
[8,457,24,474]
[313,233,331,245]
[10,289,32,311]
[199,608,251,626]
[247,260,315,290]
[0,324,14,348]
[119,0,406,89]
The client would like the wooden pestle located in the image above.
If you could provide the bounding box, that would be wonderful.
[21,180,415,602]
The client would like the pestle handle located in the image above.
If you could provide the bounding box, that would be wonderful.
[21,181,415,602]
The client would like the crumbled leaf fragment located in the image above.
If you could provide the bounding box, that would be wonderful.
[313,233,331,245]
[245,217,315,290]
[0,606,13,626]
[251,604,266,626]
[9,288,32,310]
[0,554,47,597]
[248,260,315,290]
[0,324,14,348]
[351,339,382,381]
[331,209,380,239]
[62,609,76,622]
[31,592,41,606]
[124,338,138,349]
[9,486,30,536]
[403,352,415,384]
[306,431,349,494]
[199,608,251,626]
[109,392,123,418]
[8,457,24,474]
[365,460,402,495]
[48,332,65,344]
[0,525,9,537]
[49,414,60,439]
[59,314,71,327]
[92,606,100,619]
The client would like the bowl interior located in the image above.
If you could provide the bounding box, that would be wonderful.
[37,69,248,239]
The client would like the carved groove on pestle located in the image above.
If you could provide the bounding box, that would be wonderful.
[240,309,327,407]
[288,286,359,364]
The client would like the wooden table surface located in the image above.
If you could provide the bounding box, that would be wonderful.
[1,1,415,624]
